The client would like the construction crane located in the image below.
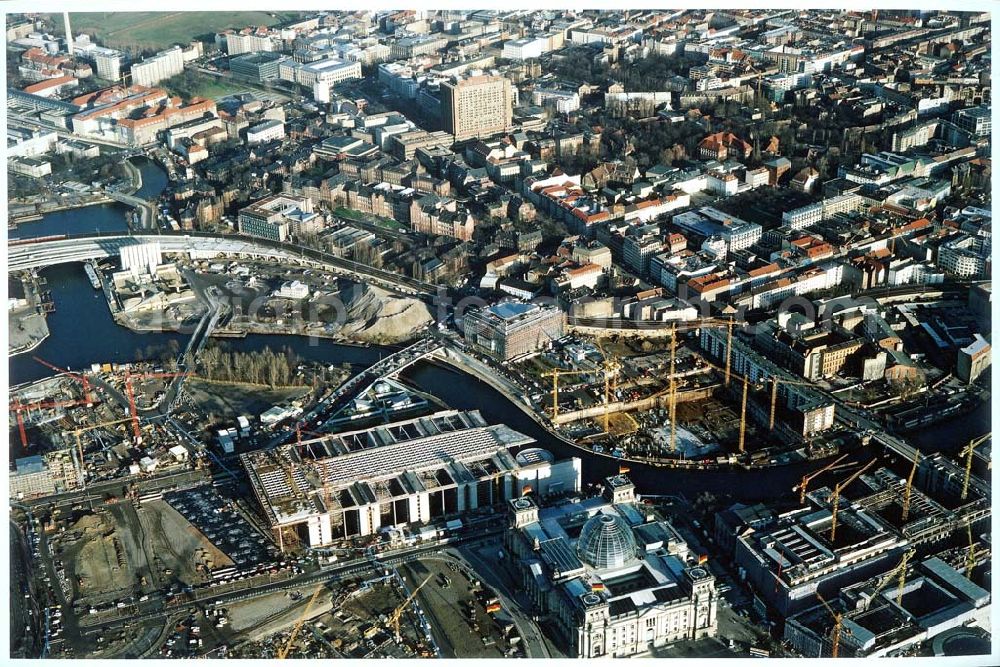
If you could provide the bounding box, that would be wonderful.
[594,338,622,434]
[72,416,136,475]
[389,576,432,642]
[830,458,876,543]
[894,549,913,606]
[9,398,91,448]
[815,592,844,658]
[10,400,29,449]
[668,323,679,452]
[793,453,851,505]
[277,584,324,659]
[32,355,96,404]
[965,521,978,579]
[864,549,914,610]
[768,376,815,431]
[960,432,990,501]
[543,360,618,432]
[738,375,749,453]
[900,450,920,522]
[124,370,190,442]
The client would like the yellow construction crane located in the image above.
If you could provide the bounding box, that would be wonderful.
[864,549,914,610]
[894,549,913,606]
[668,323,679,451]
[793,453,850,505]
[815,592,844,658]
[278,584,324,659]
[542,367,601,422]
[723,320,734,387]
[390,576,432,642]
[830,459,877,543]
[543,340,619,432]
[594,338,622,434]
[738,375,750,453]
[72,417,137,477]
[965,522,978,579]
[768,376,815,431]
[900,450,920,522]
[960,433,990,501]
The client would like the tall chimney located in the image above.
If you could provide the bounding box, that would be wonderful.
[63,12,73,55]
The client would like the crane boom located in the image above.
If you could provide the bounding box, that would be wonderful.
[278,585,324,659]
[815,592,843,658]
[669,323,677,452]
[900,451,920,522]
[794,453,850,505]
[961,433,990,501]
[830,459,876,543]
[391,576,432,640]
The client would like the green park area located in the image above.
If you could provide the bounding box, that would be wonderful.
[53,12,304,50]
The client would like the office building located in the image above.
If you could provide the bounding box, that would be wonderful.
[238,194,318,242]
[246,118,285,144]
[441,75,513,140]
[506,475,718,657]
[130,46,184,87]
[733,504,908,617]
[229,52,285,83]
[784,556,989,657]
[241,410,581,548]
[462,301,564,361]
[952,105,991,138]
[957,334,991,384]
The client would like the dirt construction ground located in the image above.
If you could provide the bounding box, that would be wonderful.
[138,500,233,586]
[184,379,310,422]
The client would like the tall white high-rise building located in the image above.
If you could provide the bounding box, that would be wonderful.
[130,46,184,87]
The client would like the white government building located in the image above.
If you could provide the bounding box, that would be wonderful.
[241,410,581,549]
[506,475,718,657]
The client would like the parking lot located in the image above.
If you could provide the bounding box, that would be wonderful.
[164,486,278,570]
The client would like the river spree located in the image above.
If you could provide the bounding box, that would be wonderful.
[9,157,979,500]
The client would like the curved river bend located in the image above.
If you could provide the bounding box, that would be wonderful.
[10,159,978,499]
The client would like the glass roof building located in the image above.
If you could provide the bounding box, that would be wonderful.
[505,475,718,658]
[577,514,639,570]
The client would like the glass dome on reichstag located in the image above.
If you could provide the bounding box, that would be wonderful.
[576,513,638,570]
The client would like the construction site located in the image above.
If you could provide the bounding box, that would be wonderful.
[517,325,843,466]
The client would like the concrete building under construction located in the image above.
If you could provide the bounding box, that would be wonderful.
[241,410,581,549]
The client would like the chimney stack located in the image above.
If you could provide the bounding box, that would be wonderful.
[63,12,73,55]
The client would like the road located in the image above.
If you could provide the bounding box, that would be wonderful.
[75,528,505,638]
[10,518,41,657]
[457,543,552,659]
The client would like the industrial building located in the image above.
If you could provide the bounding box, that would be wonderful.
[241,410,581,549]
[462,301,564,361]
[9,451,81,500]
[506,475,718,657]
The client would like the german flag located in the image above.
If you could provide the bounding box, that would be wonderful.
[619,465,630,474]
[486,602,502,613]
[698,554,709,565]
[591,581,606,592]
[522,484,533,496]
